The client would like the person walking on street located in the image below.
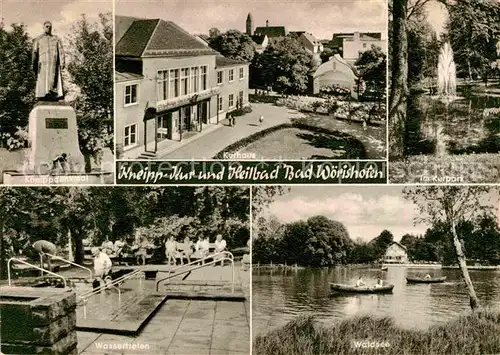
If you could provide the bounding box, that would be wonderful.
[259,115,264,126]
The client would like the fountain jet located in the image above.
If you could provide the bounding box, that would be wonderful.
[437,42,456,98]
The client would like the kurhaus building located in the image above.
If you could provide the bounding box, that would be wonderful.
[115,16,249,159]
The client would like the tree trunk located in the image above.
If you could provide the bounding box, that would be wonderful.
[467,59,473,81]
[450,218,479,310]
[74,226,84,265]
[67,229,74,262]
[389,0,409,159]
[84,154,92,173]
[0,218,6,280]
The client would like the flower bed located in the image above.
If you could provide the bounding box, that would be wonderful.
[275,96,385,125]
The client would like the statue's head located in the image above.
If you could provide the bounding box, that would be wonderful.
[43,21,52,35]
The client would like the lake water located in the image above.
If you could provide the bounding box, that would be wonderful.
[252,266,500,336]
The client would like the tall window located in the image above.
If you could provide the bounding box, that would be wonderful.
[169,69,179,99]
[191,67,199,93]
[124,123,137,147]
[158,70,168,101]
[124,84,138,106]
[201,66,207,90]
[217,70,223,85]
[218,96,223,112]
[239,67,244,79]
[181,68,189,96]
[239,90,244,105]
[229,69,234,82]
[229,94,234,108]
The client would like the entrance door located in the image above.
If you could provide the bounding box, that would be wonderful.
[181,106,190,132]
[198,101,208,124]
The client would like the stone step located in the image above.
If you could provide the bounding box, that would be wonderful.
[137,151,157,159]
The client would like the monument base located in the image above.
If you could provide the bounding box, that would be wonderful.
[2,171,113,185]
[27,101,85,173]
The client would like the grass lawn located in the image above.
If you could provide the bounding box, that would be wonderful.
[254,309,500,355]
[389,154,500,183]
[237,127,366,159]
[293,114,386,159]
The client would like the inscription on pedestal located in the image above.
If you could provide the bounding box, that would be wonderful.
[46,118,68,129]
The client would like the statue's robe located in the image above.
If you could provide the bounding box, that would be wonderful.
[32,34,65,100]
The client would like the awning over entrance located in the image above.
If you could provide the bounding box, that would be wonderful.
[156,87,220,113]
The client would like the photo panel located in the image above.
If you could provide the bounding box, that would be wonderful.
[114,0,387,162]
[0,0,114,185]
[388,0,500,183]
[252,185,500,354]
[0,186,251,355]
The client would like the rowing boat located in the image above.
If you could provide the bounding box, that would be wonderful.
[330,283,394,294]
[406,276,446,283]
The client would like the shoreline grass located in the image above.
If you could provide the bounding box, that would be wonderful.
[254,309,500,355]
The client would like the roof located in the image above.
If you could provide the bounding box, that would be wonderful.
[289,31,306,38]
[115,17,218,58]
[332,32,382,41]
[254,26,286,38]
[115,71,144,83]
[388,241,407,251]
[216,56,247,68]
[251,34,267,45]
[115,16,139,45]
[302,32,321,45]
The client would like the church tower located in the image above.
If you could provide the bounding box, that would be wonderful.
[246,13,253,36]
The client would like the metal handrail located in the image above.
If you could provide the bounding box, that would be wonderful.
[79,269,144,300]
[159,251,234,275]
[156,255,235,293]
[79,269,144,319]
[44,253,93,280]
[8,257,67,288]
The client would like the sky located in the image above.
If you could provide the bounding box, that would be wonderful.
[115,0,387,40]
[1,0,112,38]
[263,186,500,243]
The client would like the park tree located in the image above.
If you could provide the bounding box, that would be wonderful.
[403,186,499,310]
[67,13,113,172]
[256,37,314,94]
[446,0,500,82]
[0,23,36,139]
[208,30,255,62]
[368,229,394,260]
[209,27,221,38]
[355,45,387,101]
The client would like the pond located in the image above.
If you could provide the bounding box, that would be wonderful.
[252,266,500,337]
[406,88,500,156]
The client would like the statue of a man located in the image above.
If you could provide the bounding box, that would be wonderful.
[32,21,65,101]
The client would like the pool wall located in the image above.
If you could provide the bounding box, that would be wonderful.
[0,286,78,355]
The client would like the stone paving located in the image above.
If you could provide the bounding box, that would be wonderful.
[77,299,249,354]
[160,103,296,159]
[76,263,250,354]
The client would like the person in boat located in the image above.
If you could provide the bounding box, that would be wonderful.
[32,240,57,271]
[92,247,112,288]
[356,276,365,287]
[165,235,177,266]
[375,277,384,288]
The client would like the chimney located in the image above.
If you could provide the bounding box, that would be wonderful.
[266,20,269,27]
[354,31,360,41]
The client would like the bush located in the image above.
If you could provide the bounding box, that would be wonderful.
[231,105,253,117]
[0,126,29,150]
[319,84,352,99]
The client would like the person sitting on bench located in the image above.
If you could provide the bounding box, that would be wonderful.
[181,236,194,265]
[32,240,57,271]
[113,239,125,258]
[214,234,227,266]
[165,235,177,266]
[195,236,210,264]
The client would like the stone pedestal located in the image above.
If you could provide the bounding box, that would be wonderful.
[0,286,78,355]
[26,102,85,173]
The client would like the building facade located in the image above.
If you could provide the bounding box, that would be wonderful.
[115,17,249,159]
[383,242,409,264]
[312,54,358,98]
[332,32,386,64]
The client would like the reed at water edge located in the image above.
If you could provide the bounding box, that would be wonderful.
[254,309,500,355]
